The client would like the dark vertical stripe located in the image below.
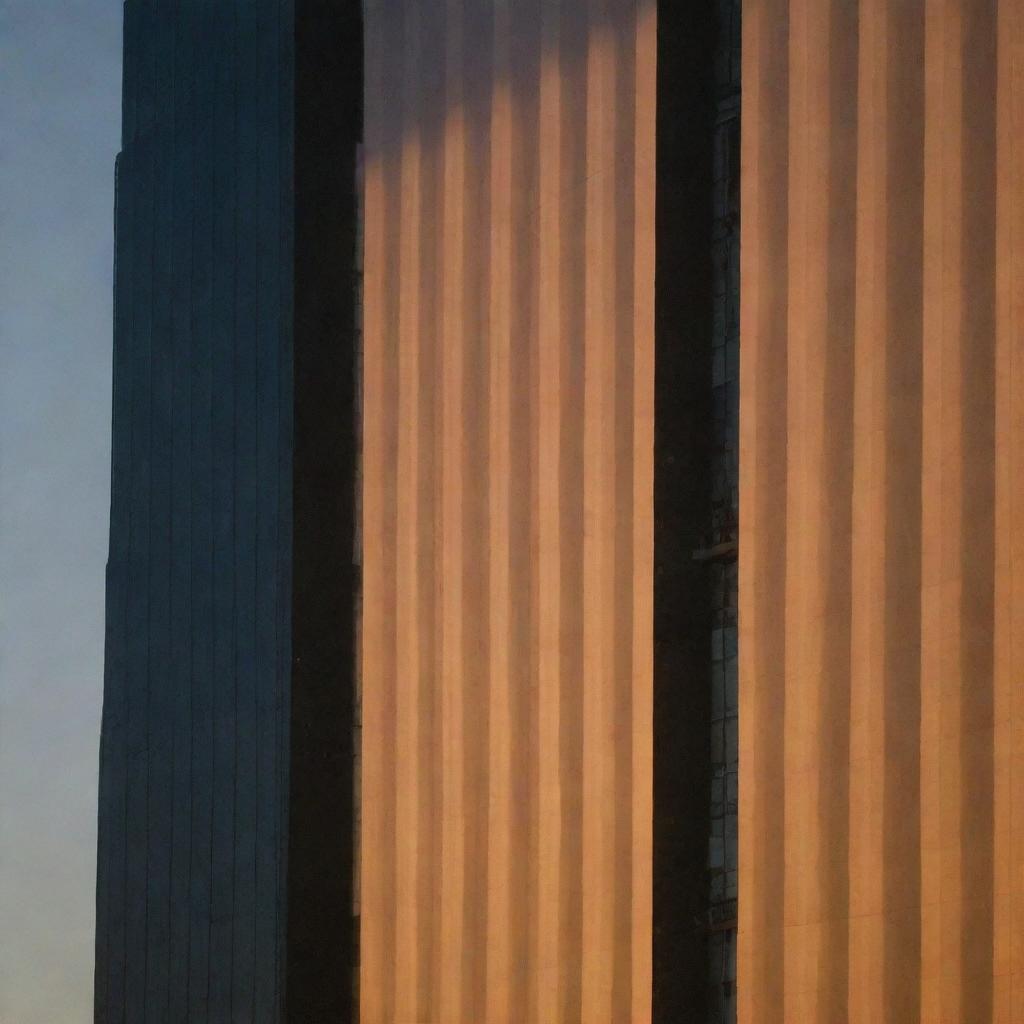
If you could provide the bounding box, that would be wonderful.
[417,3,445,1015]
[287,3,360,1022]
[461,3,493,1018]
[959,1,997,1019]
[652,3,716,1020]
[881,2,924,1020]
[508,1,541,1017]
[819,0,858,1016]
[558,2,587,1019]
[612,6,637,1020]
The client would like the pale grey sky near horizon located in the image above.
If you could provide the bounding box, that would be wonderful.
[1,2,122,1020]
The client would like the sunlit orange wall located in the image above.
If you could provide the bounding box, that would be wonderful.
[360,2,655,1021]
[740,0,1024,1020]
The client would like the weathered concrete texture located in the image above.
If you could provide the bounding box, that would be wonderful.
[739,0,1023,1020]
[360,1,656,1020]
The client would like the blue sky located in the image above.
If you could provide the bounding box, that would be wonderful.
[0,2,122,1019]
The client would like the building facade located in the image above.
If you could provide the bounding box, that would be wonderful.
[740,1,1024,1020]
[96,1,1024,1022]
[94,3,361,1020]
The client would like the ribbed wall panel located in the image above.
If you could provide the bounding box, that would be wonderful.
[360,2,656,1020]
[739,1,1024,1020]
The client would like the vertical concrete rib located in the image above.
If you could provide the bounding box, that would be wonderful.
[610,4,636,1019]
[738,0,789,1020]
[959,3,998,1020]
[508,3,540,1018]
[461,6,494,1018]
[580,4,617,1019]
[848,2,886,1018]
[936,3,967,1019]
[782,1,823,1014]
[782,0,858,1015]
[536,0,563,1017]
[485,2,514,1019]
[820,2,857,1017]
[394,1,422,1017]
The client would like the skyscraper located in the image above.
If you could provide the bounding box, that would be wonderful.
[96,1,1024,1022]
[95,3,361,1020]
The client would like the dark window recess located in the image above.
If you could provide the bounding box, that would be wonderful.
[705,0,740,1020]
[653,1,740,1022]
[286,2,362,1022]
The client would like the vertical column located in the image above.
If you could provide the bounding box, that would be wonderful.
[781,1,830,1015]
[738,0,789,1020]
[394,5,422,1021]
[580,2,618,1018]
[485,4,514,1018]
[536,0,563,1017]
[848,0,886,1018]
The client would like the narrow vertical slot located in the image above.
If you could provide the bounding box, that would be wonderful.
[287,2,363,1020]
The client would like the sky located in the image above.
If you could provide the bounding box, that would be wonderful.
[0,2,122,1019]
